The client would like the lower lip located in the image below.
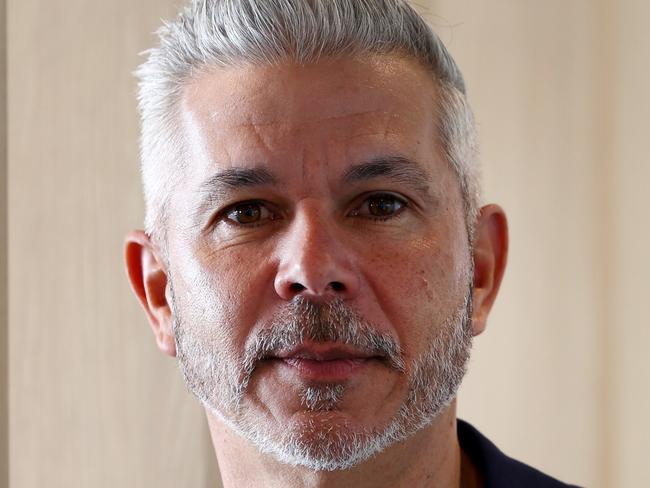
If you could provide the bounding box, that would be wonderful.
[280,358,373,381]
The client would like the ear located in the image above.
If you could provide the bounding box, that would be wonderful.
[124,230,176,357]
[470,204,508,337]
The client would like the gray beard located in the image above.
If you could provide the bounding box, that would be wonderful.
[171,289,473,471]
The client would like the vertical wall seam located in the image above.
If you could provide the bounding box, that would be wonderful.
[0,0,7,484]
[596,0,616,486]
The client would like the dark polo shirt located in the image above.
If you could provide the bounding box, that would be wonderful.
[458,420,582,487]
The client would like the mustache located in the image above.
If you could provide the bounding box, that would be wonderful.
[241,297,406,377]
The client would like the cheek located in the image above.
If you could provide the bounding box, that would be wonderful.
[361,235,469,355]
[366,236,463,302]
[171,242,273,348]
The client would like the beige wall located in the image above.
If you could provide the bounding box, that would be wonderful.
[434,1,650,487]
[5,1,649,487]
[7,1,219,486]
[0,0,7,484]
[606,2,650,486]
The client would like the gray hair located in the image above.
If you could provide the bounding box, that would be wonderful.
[136,0,481,244]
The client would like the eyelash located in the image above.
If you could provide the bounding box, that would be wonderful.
[349,192,408,222]
[217,193,409,228]
[221,200,281,228]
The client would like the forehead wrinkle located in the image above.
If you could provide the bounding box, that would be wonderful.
[209,109,389,131]
[248,119,274,159]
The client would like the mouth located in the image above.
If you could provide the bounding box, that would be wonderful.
[267,343,384,381]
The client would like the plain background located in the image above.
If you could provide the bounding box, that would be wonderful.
[3,0,649,487]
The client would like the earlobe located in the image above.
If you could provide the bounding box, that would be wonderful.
[124,230,177,357]
[470,205,508,337]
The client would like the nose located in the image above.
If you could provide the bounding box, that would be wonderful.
[274,204,360,301]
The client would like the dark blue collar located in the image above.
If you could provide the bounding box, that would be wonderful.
[457,419,581,488]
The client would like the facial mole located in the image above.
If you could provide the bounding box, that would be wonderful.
[421,276,434,300]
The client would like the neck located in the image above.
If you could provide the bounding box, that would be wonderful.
[206,401,478,488]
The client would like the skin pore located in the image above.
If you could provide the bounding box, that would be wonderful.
[125,53,507,488]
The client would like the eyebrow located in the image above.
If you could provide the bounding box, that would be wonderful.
[193,156,435,223]
[193,166,278,220]
[341,156,434,202]
[197,166,277,195]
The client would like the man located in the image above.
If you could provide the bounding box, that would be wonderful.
[124,1,578,486]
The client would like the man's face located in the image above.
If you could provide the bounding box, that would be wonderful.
[165,54,473,469]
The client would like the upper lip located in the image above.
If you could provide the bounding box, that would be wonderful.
[274,343,379,361]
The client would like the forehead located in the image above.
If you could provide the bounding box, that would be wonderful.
[178,54,441,177]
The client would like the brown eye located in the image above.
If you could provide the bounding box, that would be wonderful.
[353,193,406,220]
[368,195,403,217]
[225,202,275,225]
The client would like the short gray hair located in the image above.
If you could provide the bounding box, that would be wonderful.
[136,0,481,244]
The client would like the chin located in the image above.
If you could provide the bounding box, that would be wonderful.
[214,395,441,472]
[253,412,394,471]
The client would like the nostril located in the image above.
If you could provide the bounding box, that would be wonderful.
[289,283,306,293]
[330,281,345,292]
